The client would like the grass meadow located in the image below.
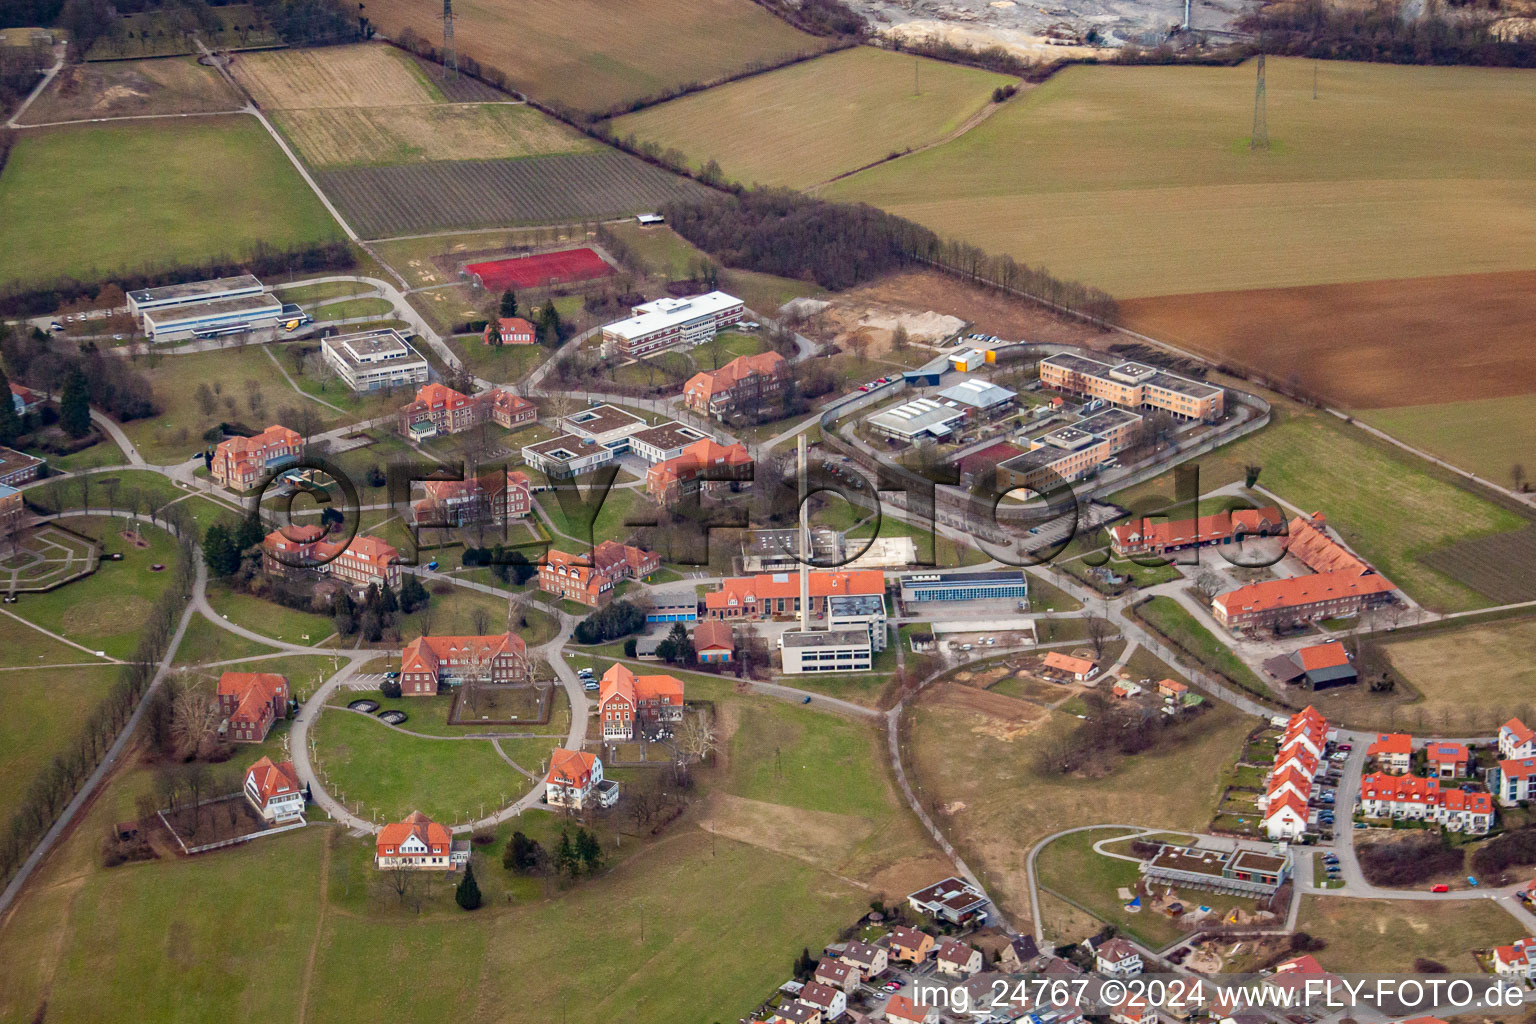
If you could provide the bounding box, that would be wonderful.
[1357,394,1536,487]
[826,58,1536,298]
[0,666,119,824]
[1293,896,1524,972]
[360,0,831,115]
[0,116,344,288]
[611,47,1013,188]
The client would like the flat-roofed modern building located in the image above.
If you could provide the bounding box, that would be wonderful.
[898,570,1029,604]
[127,274,263,316]
[828,593,887,651]
[141,292,284,341]
[600,291,744,359]
[521,434,614,478]
[778,628,872,673]
[628,421,710,464]
[1142,843,1292,896]
[563,404,648,449]
[1074,408,1143,452]
[0,445,45,486]
[322,328,429,392]
[1040,353,1224,421]
[997,427,1111,491]
[867,396,967,444]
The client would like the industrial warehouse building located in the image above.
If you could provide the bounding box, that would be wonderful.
[321,328,429,392]
[937,378,1016,419]
[141,292,284,341]
[867,396,967,444]
[898,570,1029,604]
[127,275,264,316]
[600,291,744,359]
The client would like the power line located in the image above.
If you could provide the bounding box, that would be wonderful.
[441,0,456,79]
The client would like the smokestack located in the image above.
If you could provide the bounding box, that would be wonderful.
[798,434,811,632]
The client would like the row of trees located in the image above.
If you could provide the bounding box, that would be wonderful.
[0,503,198,887]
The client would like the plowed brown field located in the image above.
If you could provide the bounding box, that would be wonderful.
[1120,270,1536,409]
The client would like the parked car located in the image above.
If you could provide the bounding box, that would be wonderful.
[583,681,598,692]
[48,321,64,332]
[1432,884,1450,893]
[425,561,439,571]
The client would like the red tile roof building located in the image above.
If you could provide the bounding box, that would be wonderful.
[1425,742,1470,778]
[1262,706,1327,840]
[399,633,528,696]
[212,425,302,489]
[1500,718,1536,760]
[1285,512,1371,576]
[262,526,401,590]
[884,993,938,1024]
[412,468,531,529]
[217,672,289,743]
[644,438,752,505]
[1109,506,1284,559]
[375,811,466,870]
[693,619,734,664]
[396,383,536,440]
[243,756,304,823]
[1498,756,1536,806]
[682,350,789,420]
[598,662,683,741]
[1367,732,1413,774]
[545,748,617,810]
[703,569,885,620]
[1212,571,1396,631]
[538,542,660,607]
[1041,651,1096,680]
[1359,771,1492,833]
[484,316,535,345]
[1493,937,1536,977]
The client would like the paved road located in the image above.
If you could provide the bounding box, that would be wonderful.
[3,44,64,129]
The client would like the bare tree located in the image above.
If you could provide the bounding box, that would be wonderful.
[181,762,210,837]
[171,688,221,760]
[1194,570,1226,600]
[1513,463,1527,492]
[1085,615,1114,662]
[390,863,413,904]
[470,605,493,636]
[680,714,719,766]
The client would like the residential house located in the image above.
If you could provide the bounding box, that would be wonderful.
[771,1003,820,1024]
[375,811,469,870]
[216,672,289,743]
[839,940,888,979]
[1095,937,1143,976]
[1041,651,1096,682]
[1493,937,1536,978]
[1426,742,1471,779]
[797,981,846,1021]
[682,350,789,420]
[882,994,938,1024]
[814,958,860,994]
[887,925,934,964]
[1359,772,1492,833]
[999,934,1040,972]
[1367,733,1413,774]
[1498,757,1536,806]
[645,438,753,505]
[484,316,535,345]
[211,425,302,489]
[243,756,304,823]
[1264,954,1341,999]
[907,877,990,926]
[1108,992,1157,1024]
[398,633,529,695]
[544,748,619,811]
[692,619,734,664]
[598,663,684,741]
[1502,718,1536,760]
[934,940,982,978]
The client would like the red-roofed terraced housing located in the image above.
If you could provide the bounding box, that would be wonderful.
[1260,706,1328,840]
[399,633,528,695]
[1367,732,1413,774]
[599,663,683,741]
[1425,741,1470,779]
[217,672,290,743]
[212,424,302,489]
[1359,771,1491,833]
[1110,506,1284,559]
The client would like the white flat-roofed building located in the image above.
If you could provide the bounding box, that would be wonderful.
[937,378,1016,418]
[127,274,264,316]
[141,292,284,341]
[867,397,967,444]
[562,403,648,450]
[522,434,615,478]
[321,328,430,392]
[778,629,873,673]
[600,291,744,359]
[628,421,710,464]
[828,593,887,652]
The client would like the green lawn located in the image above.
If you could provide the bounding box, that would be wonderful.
[0,666,119,825]
[536,487,651,547]
[327,685,571,738]
[0,116,344,288]
[1134,596,1271,699]
[37,436,128,473]
[310,707,535,824]
[1357,394,1536,489]
[8,517,183,659]
[827,58,1536,298]
[31,469,194,517]
[1113,408,1528,613]
[311,297,396,322]
[173,612,284,665]
[726,700,890,817]
[275,280,374,305]
[612,47,1011,189]
[203,584,334,646]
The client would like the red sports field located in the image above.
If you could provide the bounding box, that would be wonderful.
[464,247,613,290]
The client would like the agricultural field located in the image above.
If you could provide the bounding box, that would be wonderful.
[0,117,344,289]
[1376,616,1536,731]
[231,44,441,108]
[17,57,242,124]
[611,47,1013,188]
[273,103,596,168]
[1113,406,1532,613]
[828,58,1536,299]
[317,150,711,238]
[360,0,831,115]
[1356,393,1536,489]
[904,681,1255,925]
[1120,269,1536,411]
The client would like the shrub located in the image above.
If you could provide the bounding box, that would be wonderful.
[1356,834,1463,888]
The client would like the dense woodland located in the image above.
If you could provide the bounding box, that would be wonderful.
[1,323,158,423]
[1242,0,1536,67]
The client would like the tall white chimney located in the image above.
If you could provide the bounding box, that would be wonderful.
[798,434,811,632]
